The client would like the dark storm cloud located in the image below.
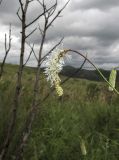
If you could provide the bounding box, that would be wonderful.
[70,0,119,11]
[0,0,19,25]
[93,56,119,64]
[0,0,18,14]
[0,0,119,69]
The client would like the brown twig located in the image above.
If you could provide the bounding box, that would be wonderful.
[25,27,37,39]
[0,25,12,79]
[26,43,39,62]
[16,7,22,21]
[23,44,34,67]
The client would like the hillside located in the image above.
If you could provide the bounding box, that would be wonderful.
[61,66,119,81]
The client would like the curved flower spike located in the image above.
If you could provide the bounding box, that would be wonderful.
[44,49,69,96]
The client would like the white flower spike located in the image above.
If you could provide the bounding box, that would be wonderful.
[44,49,69,96]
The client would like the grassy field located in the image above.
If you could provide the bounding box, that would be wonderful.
[0,64,119,160]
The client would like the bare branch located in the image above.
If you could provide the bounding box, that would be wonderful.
[4,34,7,52]
[38,24,43,36]
[40,37,64,64]
[0,25,12,78]
[26,43,39,61]
[8,24,12,49]
[37,0,43,6]
[28,0,34,3]
[26,1,57,28]
[46,0,70,29]
[26,12,44,28]
[18,0,24,13]
[46,0,57,18]
[24,0,30,13]
[23,44,34,67]
[32,48,39,62]
[25,27,37,39]
[48,4,57,17]
[61,54,87,85]
[17,7,22,21]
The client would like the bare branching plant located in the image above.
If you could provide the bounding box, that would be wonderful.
[13,1,70,159]
[0,25,12,79]
[0,0,71,159]
[0,0,58,159]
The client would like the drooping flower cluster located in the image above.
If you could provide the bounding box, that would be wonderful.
[44,49,69,96]
[108,69,117,91]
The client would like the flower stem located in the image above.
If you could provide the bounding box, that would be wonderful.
[68,49,119,95]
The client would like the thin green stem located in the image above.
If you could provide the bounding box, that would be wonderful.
[68,49,119,95]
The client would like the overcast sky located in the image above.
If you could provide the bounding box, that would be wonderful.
[0,0,119,69]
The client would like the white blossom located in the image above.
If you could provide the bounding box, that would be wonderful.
[43,48,69,96]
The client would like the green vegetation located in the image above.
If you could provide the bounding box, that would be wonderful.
[0,64,119,160]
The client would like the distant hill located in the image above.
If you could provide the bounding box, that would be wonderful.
[61,66,119,81]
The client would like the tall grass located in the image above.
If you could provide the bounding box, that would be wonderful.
[0,64,119,160]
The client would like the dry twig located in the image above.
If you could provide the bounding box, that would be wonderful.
[0,25,12,78]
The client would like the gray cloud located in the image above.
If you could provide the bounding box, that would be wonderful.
[0,0,119,69]
[70,0,119,11]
